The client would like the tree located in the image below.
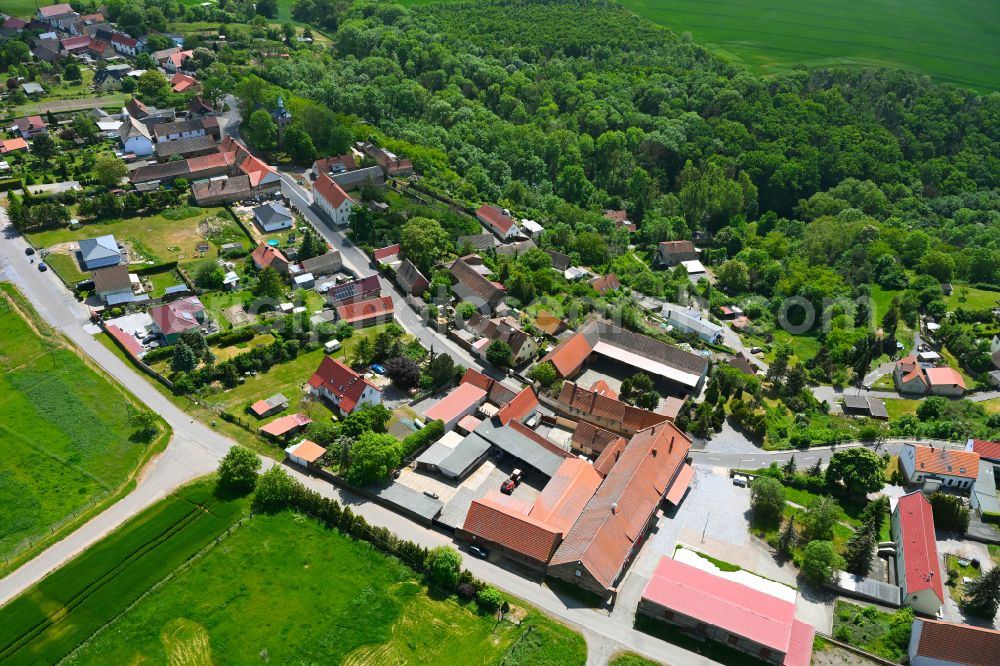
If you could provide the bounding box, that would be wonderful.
[353,336,374,367]
[245,109,278,152]
[801,495,839,542]
[916,396,948,421]
[528,361,559,389]
[386,356,420,390]
[345,432,401,486]
[254,266,284,299]
[32,133,56,164]
[171,339,198,373]
[962,567,1000,617]
[858,495,889,536]
[782,454,797,478]
[254,465,298,511]
[426,545,462,590]
[843,525,877,576]
[477,586,504,613]
[297,228,322,262]
[71,113,97,142]
[284,125,315,164]
[485,340,512,369]
[400,217,449,274]
[136,70,170,105]
[808,459,823,477]
[918,251,955,283]
[63,62,82,81]
[128,408,158,438]
[427,352,457,386]
[801,540,843,586]
[717,259,750,294]
[777,516,797,557]
[195,262,226,289]
[94,154,127,188]
[218,445,261,493]
[256,0,278,18]
[750,476,785,528]
[928,492,970,534]
[825,448,886,497]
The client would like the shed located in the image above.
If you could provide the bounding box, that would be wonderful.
[293,272,315,290]
[285,439,327,467]
[252,201,294,233]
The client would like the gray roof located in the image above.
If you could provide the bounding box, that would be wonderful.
[832,571,902,607]
[868,399,888,419]
[974,460,1000,514]
[473,419,564,477]
[415,439,455,467]
[457,233,496,251]
[330,165,384,189]
[437,434,491,479]
[370,482,443,522]
[495,239,537,256]
[264,393,288,408]
[92,263,130,292]
[105,291,136,305]
[79,235,120,263]
[299,251,342,276]
[843,394,870,410]
[154,134,218,159]
[253,201,293,227]
[163,284,190,295]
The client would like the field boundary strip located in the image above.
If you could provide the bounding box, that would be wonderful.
[0,502,211,662]
[61,514,254,664]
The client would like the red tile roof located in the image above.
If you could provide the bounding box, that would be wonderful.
[925,366,967,389]
[106,324,144,358]
[240,154,277,187]
[496,386,539,425]
[593,435,629,476]
[912,445,979,479]
[664,463,694,505]
[558,382,669,434]
[39,4,74,18]
[424,383,487,424]
[896,355,927,386]
[530,458,603,534]
[251,243,288,271]
[551,422,691,590]
[149,296,204,337]
[111,33,138,48]
[314,172,353,208]
[572,421,621,453]
[0,138,28,154]
[372,244,400,262]
[463,492,562,563]
[313,154,357,173]
[14,116,46,133]
[971,439,1000,462]
[589,273,621,295]
[911,618,1000,666]
[588,379,618,400]
[540,331,593,377]
[308,356,379,414]
[4,17,28,29]
[459,368,517,405]
[60,35,90,50]
[476,204,515,235]
[260,413,312,437]
[170,72,197,93]
[895,491,944,603]
[659,240,696,254]
[641,557,814,666]
[335,295,394,325]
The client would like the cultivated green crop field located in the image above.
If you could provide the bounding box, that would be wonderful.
[61,509,584,665]
[619,0,999,90]
[0,284,156,564]
[401,0,998,90]
[0,480,251,666]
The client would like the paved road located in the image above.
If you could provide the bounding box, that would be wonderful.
[812,384,1000,404]
[0,209,708,665]
[12,180,81,197]
[691,436,964,469]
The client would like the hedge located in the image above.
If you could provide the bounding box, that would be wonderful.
[401,419,444,457]
[982,512,1000,525]
[207,327,255,347]
[142,345,175,363]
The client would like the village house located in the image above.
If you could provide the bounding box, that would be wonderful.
[899,443,979,491]
[308,356,382,416]
[466,313,537,366]
[314,172,356,226]
[110,32,140,56]
[37,4,78,31]
[558,382,670,436]
[91,264,133,305]
[78,234,122,270]
[148,296,206,344]
[450,258,506,313]
[12,116,47,140]
[170,72,198,93]
[0,138,29,155]
[328,275,381,307]
[252,202,294,233]
[908,618,1000,666]
[335,295,395,328]
[603,209,636,232]
[657,240,699,267]
[893,355,967,396]
[892,491,944,616]
[251,243,290,274]
[118,116,153,156]
[589,273,621,296]
[661,303,724,344]
[152,117,219,144]
[395,259,429,296]
[476,204,520,241]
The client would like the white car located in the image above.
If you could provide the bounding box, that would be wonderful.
[732,475,747,487]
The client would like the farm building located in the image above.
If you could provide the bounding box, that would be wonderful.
[892,491,944,616]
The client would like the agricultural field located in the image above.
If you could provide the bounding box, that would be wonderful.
[0,284,165,566]
[60,508,584,665]
[28,207,250,292]
[0,481,251,666]
[616,0,998,91]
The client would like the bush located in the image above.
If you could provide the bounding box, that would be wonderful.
[800,540,843,586]
[142,345,175,363]
[426,545,462,591]
[750,476,785,528]
[476,586,504,612]
[207,327,255,347]
[217,445,261,493]
[457,582,477,600]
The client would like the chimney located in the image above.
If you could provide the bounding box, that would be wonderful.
[611,502,617,514]
[651,448,657,457]
[669,437,674,453]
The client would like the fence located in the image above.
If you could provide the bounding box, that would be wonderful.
[97,318,175,391]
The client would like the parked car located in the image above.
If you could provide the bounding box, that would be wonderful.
[371,363,386,375]
[423,490,439,499]
[37,262,47,272]
[749,346,763,354]
[24,247,34,256]
[500,479,516,495]
[467,544,488,559]
[732,475,747,487]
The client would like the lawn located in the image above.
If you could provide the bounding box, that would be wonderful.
[0,284,164,566]
[64,509,585,665]
[768,328,821,365]
[884,398,920,420]
[944,553,980,604]
[0,480,249,666]
[945,285,1000,311]
[28,207,249,278]
[610,654,661,666]
[831,600,911,662]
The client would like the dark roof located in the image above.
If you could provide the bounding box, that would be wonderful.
[473,419,568,477]
[546,249,571,271]
[151,117,209,140]
[450,258,504,307]
[130,159,191,184]
[457,233,496,251]
[328,275,380,304]
[92,264,130,292]
[396,258,429,296]
[558,382,669,434]
[154,134,218,159]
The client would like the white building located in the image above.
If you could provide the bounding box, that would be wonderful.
[899,443,979,492]
[314,172,355,226]
[661,303,723,344]
[118,116,153,156]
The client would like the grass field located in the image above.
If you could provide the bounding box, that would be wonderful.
[616,0,999,91]
[945,285,1000,311]
[29,207,249,281]
[63,508,585,665]
[610,654,661,666]
[0,284,162,564]
[0,480,249,666]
